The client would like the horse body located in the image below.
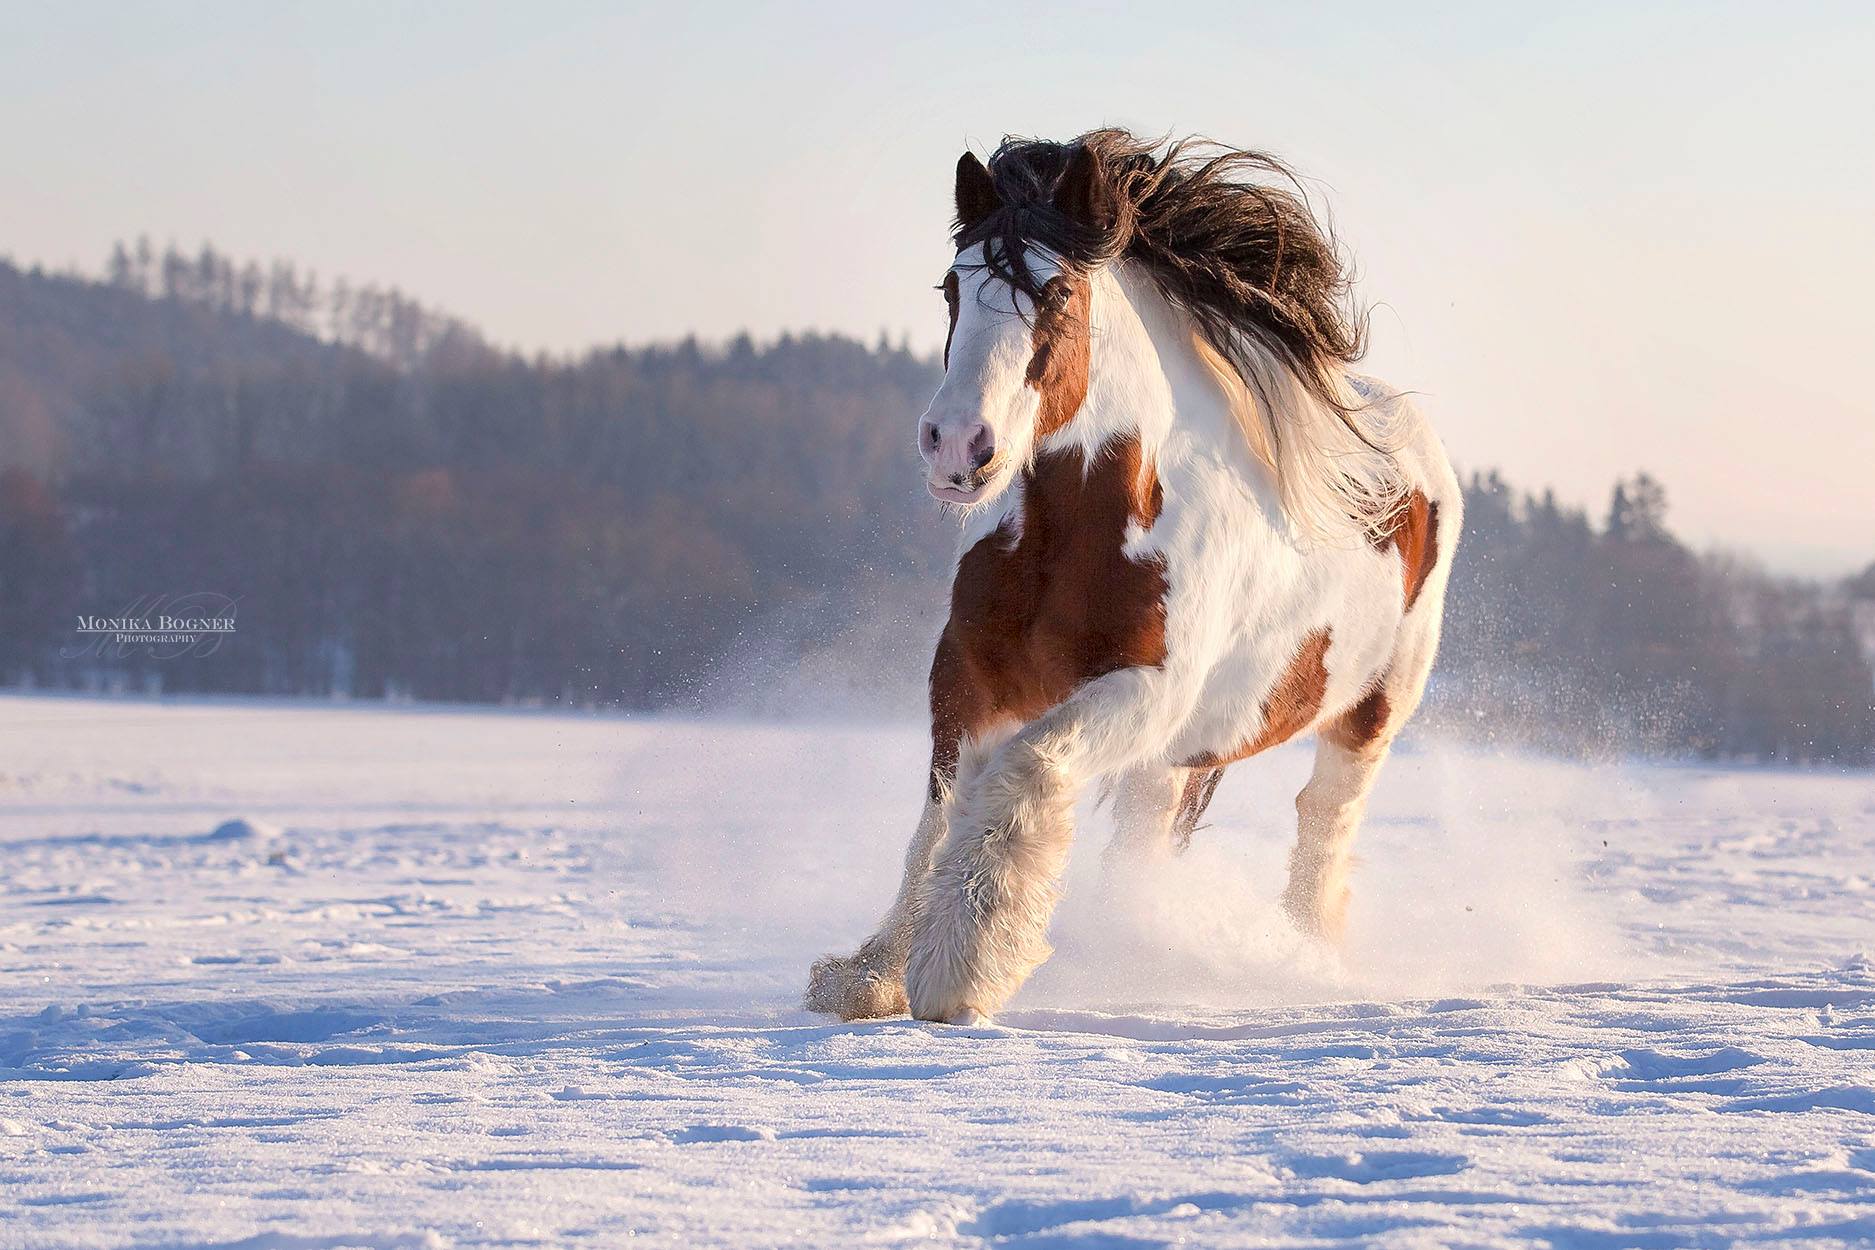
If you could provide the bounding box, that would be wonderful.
[805,131,1461,1025]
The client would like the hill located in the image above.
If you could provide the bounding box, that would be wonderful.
[0,244,1868,761]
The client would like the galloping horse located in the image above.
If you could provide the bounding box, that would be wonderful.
[806,130,1461,1024]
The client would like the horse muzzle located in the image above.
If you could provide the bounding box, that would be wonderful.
[919,415,997,504]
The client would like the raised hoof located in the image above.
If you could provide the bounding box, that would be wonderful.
[804,953,908,1021]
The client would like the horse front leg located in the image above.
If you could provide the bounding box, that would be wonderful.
[803,794,950,1020]
[906,669,1165,1023]
[804,629,998,1021]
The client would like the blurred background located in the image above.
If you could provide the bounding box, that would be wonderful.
[1,1,1871,761]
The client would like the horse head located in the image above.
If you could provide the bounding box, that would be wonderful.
[917,145,1112,507]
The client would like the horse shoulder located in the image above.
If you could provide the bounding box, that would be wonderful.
[939,436,1170,726]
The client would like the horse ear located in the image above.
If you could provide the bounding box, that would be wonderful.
[954,152,999,234]
[1053,144,1113,232]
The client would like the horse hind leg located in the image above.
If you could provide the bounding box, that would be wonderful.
[1172,766,1226,851]
[1283,733,1387,943]
[1286,634,1439,944]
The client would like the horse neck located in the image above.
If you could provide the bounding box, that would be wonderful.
[1073,264,1278,498]
[1051,264,1177,463]
[1080,262,1401,547]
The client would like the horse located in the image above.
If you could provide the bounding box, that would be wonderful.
[805,129,1461,1025]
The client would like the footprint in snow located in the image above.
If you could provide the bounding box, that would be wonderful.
[1287,1150,1470,1183]
[670,1124,778,1144]
[1616,1046,1766,1081]
[207,817,283,842]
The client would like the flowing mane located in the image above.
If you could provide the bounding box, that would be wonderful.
[957,128,1408,542]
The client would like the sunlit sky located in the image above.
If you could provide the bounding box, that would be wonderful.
[7,1,1872,574]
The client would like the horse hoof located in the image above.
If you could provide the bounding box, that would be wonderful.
[804,954,908,1021]
[909,1000,993,1027]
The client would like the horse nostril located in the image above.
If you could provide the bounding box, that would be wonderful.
[966,423,994,470]
[919,420,940,453]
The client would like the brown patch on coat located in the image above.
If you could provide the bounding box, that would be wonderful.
[926,435,1167,795]
[1171,766,1225,850]
[927,625,992,800]
[1180,629,1333,769]
[1027,276,1091,439]
[1368,490,1441,612]
[940,271,960,369]
[1322,682,1392,756]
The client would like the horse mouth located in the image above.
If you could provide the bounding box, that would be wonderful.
[928,456,1003,505]
[929,478,990,505]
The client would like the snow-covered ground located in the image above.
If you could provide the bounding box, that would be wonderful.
[2,693,1872,1248]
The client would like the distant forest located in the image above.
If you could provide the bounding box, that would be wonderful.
[1,242,1871,764]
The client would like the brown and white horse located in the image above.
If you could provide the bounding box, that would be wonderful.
[806,130,1461,1024]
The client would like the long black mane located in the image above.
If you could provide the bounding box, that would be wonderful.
[956,129,1368,424]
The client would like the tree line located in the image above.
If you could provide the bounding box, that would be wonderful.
[0,243,1869,762]
[1430,471,1872,761]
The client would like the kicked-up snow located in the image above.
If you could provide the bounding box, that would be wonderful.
[1,693,1873,1247]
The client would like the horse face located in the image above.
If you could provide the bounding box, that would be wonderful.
[918,246,1068,506]
[918,148,1100,508]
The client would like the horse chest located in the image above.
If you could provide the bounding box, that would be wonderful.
[947,445,1169,715]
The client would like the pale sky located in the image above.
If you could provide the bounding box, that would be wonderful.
[7,1,1872,574]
